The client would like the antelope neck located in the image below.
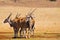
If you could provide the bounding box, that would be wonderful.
[8,19,12,24]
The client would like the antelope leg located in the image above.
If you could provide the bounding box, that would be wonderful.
[14,28,18,38]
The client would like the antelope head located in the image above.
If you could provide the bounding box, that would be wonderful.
[3,13,12,23]
[26,8,36,20]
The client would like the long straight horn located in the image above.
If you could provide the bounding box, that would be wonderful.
[7,13,12,19]
[15,13,18,18]
[15,13,20,18]
[29,8,36,16]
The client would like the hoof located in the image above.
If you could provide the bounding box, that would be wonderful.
[13,37,17,38]
[31,35,34,36]
[28,37,30,39]
[25,36,28,39]
[27,36,30,39]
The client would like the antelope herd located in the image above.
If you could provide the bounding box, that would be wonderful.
[3,9,36,38]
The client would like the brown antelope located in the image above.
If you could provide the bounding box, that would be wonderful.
[3,13,21,38]
[18,9,36,38]
[13,13,26,37]
[25,9,36,38]
[3,13,27,38]
[3,8,36,38]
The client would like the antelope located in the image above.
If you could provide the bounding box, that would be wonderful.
[25,9,35,38]
[18,9,36,38]
[3,13,20,38]
[3,8,36,38]
[3,13,28,38]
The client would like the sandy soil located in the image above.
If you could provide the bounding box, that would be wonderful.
[0,32,60,39]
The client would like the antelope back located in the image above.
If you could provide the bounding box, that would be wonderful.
[13,13,21,23]
[18,17,26,23]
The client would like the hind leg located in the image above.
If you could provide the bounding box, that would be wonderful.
[31,27,35,36]
[28,28,31,38]
[23,28,28,38]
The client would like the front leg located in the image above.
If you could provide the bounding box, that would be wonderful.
[20,29,22,37]
[13,28,18,38]
[31,29,34,36]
